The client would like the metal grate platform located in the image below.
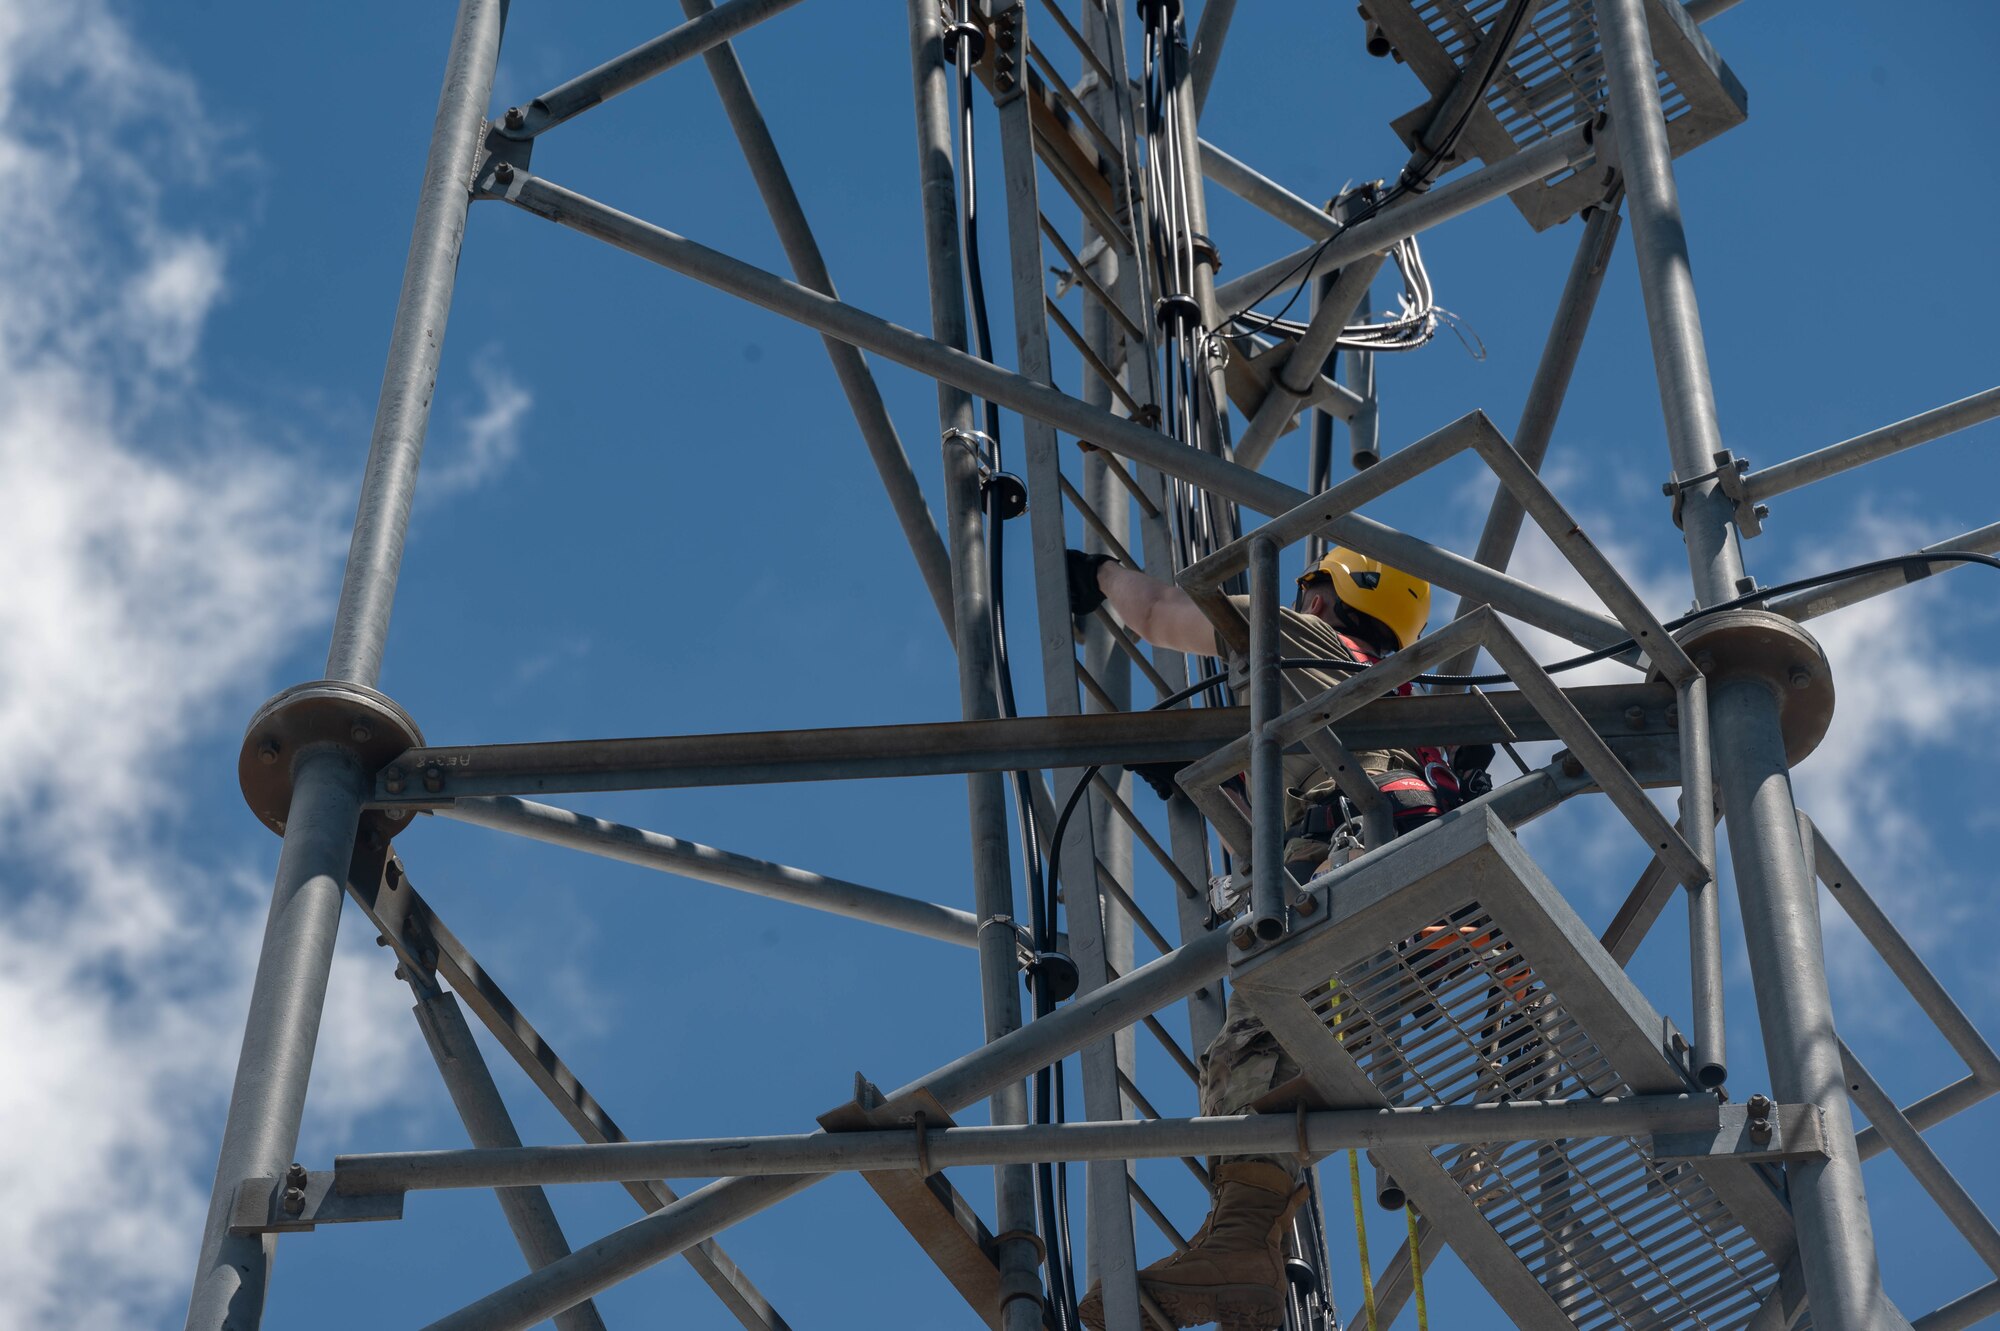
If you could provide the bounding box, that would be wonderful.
[1371,0,1748,228]
[1232,809,1797,1330]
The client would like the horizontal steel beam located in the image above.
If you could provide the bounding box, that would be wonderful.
[1198,137,1333,238]
[342,847,794,1331]
[440,796,979,946]
[484,166,1628,651]
[371,682,1677,803]
[1212,124,1595,316]
[1772,521,2000,625]
[1744,385,2000,504]
[504,0,810,137]
[419,877,1244,1331]
[338,1096,1782,1193]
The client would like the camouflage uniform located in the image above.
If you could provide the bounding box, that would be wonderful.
[1206,599,1422,1173]
[1198,989,1305,1173]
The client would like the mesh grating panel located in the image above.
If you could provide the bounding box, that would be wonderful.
[1371,0,1748,228]
[1413,0,1696,149]
[1303,902,1779,1329]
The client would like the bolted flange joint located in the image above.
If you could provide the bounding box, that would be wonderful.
[1675,610,1835,765]
[238,680,425,840]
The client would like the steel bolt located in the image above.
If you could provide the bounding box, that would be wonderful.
[422,764,444,793]
[1788,666,1812,690]
[383,766,405,795]
[493,161,514,183]
[282,1186,306,1216]
[1746,1092,1774,1144]
[350,721,373,743]
[1734,575,1758,596]
[1230,924,1256,950]
[257,739,280,765]
[286,1162,309,1187]
[1292,892,1319,916]
[1754,504,1771,521]
[1665,702,1680,727]
[1624,705,1646,728]
[503,105,524,129]
[1556,750,1583,778]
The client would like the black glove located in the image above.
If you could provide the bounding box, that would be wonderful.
[1126,760,1189,802]
[1453,743,1496,799]
[1066,549,1113,621]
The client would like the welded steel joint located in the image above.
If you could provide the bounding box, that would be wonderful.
[1675,611,1835,765]
[237,680,425,840]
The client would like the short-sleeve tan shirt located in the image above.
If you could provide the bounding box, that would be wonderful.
[1219,595,1422,834]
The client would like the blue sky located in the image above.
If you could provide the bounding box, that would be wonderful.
[4,2,1998,1328]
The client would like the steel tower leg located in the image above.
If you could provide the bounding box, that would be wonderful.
[906,5,1046,1328]
[1595,2,1884,1327]
[182,3,504,1328]
[982,7,1145,1324]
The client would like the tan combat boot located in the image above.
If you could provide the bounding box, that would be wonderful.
[1079,1160,1304,1331]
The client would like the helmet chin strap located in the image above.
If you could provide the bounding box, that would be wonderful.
[1329,600,1399,654]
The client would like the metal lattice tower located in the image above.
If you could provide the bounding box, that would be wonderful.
[185,2,2000,1330]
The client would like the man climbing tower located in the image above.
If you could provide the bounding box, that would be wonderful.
[1065,546,1490,1331]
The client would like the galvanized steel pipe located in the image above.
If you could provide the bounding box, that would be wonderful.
[324,0,506,686]
[441,796,980,946]
[345,1096,1725,1192]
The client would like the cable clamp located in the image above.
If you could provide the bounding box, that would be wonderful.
[1155,292,1203,334]
[939,4,985,64]
[943,426,998,475]
[1660,449,1760,533]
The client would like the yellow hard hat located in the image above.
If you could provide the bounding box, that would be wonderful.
[1296,547,1430,650]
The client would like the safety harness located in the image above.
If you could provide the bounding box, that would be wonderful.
[1284,631,1462,845]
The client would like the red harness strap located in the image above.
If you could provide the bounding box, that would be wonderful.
[1334,631,1462,809]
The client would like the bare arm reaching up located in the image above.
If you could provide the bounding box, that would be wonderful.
[1068,551,1219,656]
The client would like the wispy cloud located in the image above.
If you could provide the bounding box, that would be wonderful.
[422,356,534,497]
[0,4,425,1326]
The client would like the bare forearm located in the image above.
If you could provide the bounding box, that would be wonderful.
[1098,563,1217,656]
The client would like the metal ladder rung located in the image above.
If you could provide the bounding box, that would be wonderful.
[1090,770,1200,898]
[1047,296,1145,417]
[1116,1069,1210,1187]
[1039,212,1147,345]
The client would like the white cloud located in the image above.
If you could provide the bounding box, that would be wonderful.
[422,357,534,497]
[1476,479,2000,1032]
[1778,506,2000,1011]
[0,4,427,1327]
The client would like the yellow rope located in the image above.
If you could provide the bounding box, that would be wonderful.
[1348,1150,1378,1331]
[1406,1204,1430,1331]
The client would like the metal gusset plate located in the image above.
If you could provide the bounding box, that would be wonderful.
[1232,810,1796,1330]
[1369,0,1747,229]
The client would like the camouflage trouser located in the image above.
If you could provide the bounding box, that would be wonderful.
[1199,988,1302,1177]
